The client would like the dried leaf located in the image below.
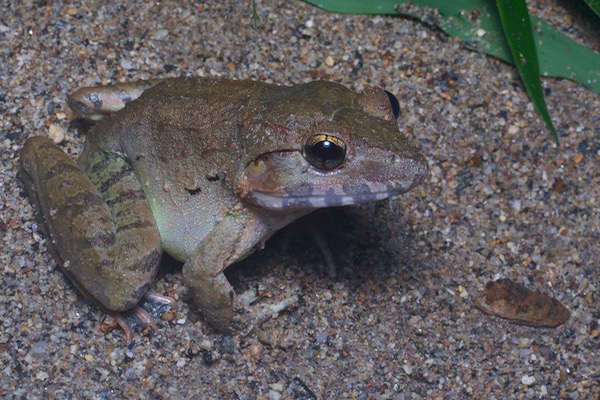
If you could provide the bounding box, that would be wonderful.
[474,278,570,328]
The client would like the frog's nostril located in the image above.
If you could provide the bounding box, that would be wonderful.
[303,134,347,170]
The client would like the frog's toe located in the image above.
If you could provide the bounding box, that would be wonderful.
[238,288,299,343]
[101,311,135,343]
[277,210,348,279]
[132,306,159,332]
[101,307,157,343]
[252,294,298,327]
[99,295,175,342]
[143,291,177,307]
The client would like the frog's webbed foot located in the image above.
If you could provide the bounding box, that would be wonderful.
[101,307,156,344]
[302,220,337,278]
[279,210,349,279]
[100,292,176,343]
[238,288,299,345]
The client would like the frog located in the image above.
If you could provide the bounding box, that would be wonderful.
[20,77,429,340]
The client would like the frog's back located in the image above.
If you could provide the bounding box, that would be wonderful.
[76,78,270,260]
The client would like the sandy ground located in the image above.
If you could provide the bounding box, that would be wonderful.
[1,1,598,399]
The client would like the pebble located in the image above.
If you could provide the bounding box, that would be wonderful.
[153,29,169,40]
[521,375,536,386]
[267,390,281,400]
[30,340,49,359]
[325,55,335,67]
[48,124,66,143]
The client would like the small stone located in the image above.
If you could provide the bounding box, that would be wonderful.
[267,390,281,400]
[30,340,49,359]
[243,342,264,362]
[153,29,169,40]
[325,55,335,67]
[48,124,65,144]
[36,371,49,380]
[521,375,535,386]
[517,338,532,349]
[120,59,134,70]
[511,199,522,212]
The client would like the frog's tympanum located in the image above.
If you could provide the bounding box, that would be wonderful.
[21,78,428,338]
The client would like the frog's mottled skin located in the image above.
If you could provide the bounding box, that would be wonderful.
[20,77,428,334]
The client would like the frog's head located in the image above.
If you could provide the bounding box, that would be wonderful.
[237,81,429,210]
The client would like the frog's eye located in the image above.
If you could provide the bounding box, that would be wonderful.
[384,90,400,120]
[303,134,347,170]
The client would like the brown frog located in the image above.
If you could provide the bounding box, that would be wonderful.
[20,77,428,339]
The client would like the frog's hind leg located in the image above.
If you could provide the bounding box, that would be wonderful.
[20,137,162,336]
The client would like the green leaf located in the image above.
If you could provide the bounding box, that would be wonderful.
[496,0,557,143]
[303,0,600,93]
[303,0,600,142]
[250,0,262,30]
[582,0,600,17]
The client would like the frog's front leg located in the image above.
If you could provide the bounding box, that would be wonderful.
[20,137,162,335]
[182,208,289,333]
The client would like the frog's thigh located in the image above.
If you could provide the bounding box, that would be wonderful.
[182,210,270,333]
[20,137,161,311]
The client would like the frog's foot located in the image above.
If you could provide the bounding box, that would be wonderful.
[68,79,162,121]
[279,210,361,279]
[143,291,177,307]
[101,307,156,344]
[237,288,299,345]
[100,292,176,343]
[303,221,337,278]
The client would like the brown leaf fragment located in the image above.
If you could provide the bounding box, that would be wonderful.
[474,278,570,328]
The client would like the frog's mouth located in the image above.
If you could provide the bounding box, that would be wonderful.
[237,151,428,210]
[241,185,404,210]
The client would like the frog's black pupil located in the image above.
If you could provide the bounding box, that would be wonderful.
[315,140,338,159]
[304,137,346,170]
